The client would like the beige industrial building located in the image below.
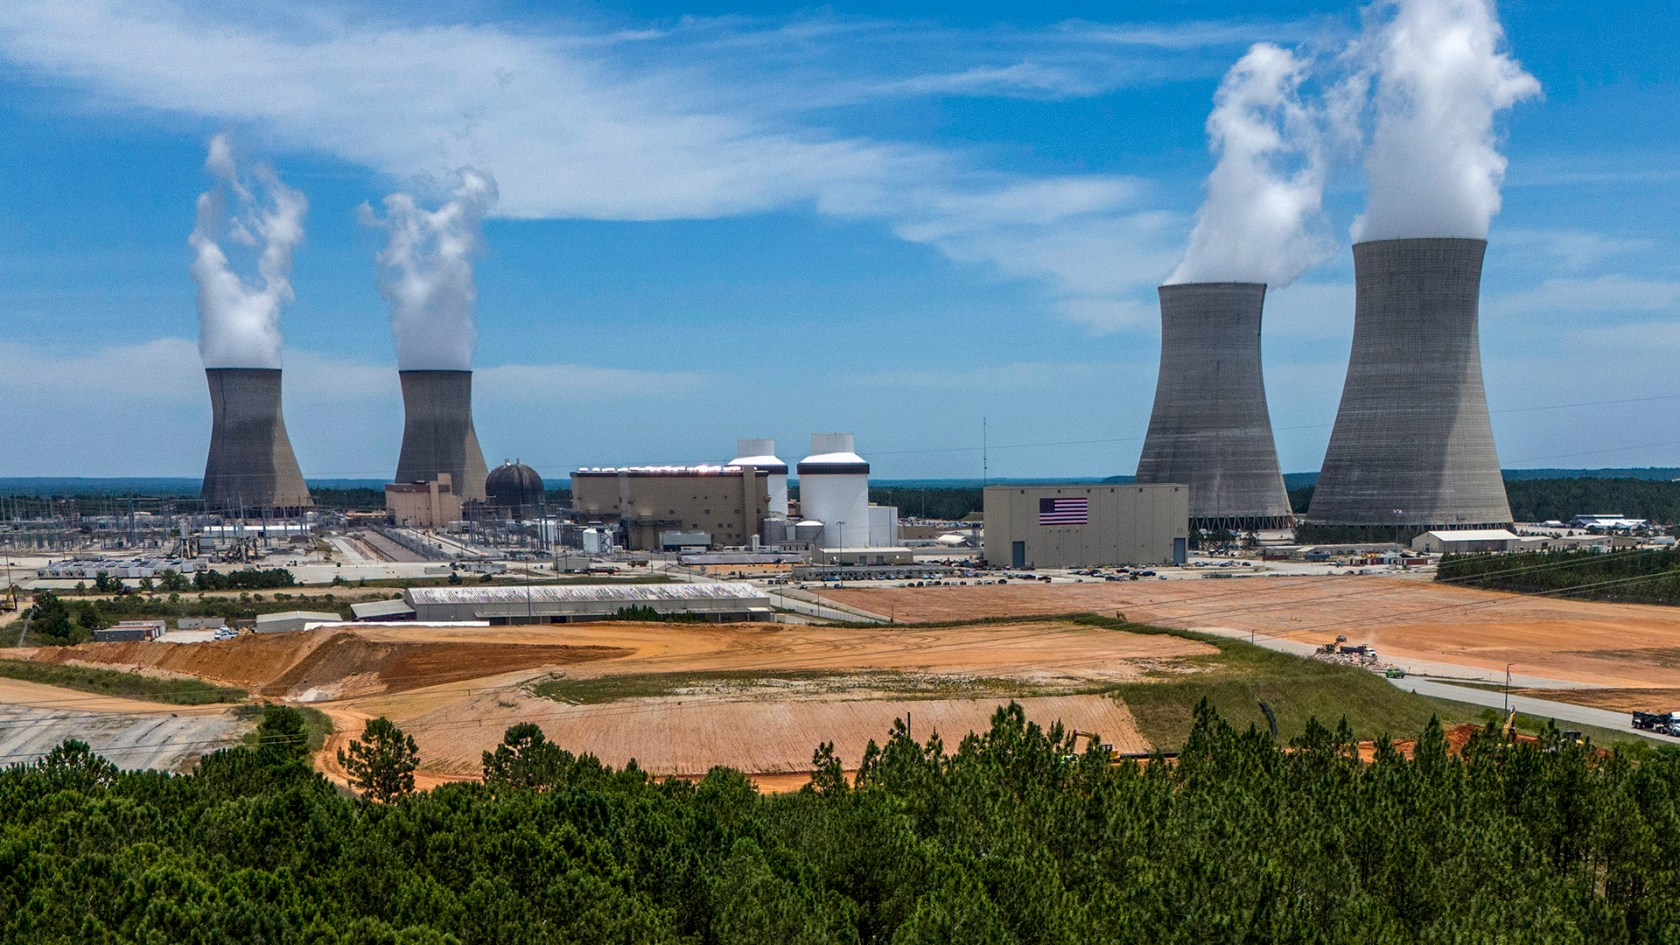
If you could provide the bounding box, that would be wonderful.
[983,484,1189,569]
[385,473,463,528]
[1410,528,1520,554]
[571,466,770,550]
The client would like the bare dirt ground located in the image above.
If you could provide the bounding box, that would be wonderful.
[825,577,1680,697]
[22,619,1207,786]
[0,677,248,772]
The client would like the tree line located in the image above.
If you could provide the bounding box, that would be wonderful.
[2,703,1676,942]
[1437,547,1680,605]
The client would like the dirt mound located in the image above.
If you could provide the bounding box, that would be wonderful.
[27,628,629,699]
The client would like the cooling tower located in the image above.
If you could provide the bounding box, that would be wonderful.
[1135,282,1293,530]
[395,370,489,502]
[797,433,870,549]
[1306,238,1512,528]
[729,438,789,517]
[201,368,312,510]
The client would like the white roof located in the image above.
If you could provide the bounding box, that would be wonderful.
[728,453,786,468]
[406,582,768,605]
[798,451,867,466]
[1423,529,1519,542]
[255,610,343,623]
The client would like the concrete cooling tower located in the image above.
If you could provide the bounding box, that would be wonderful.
[1135,282,1293,530]
[797,433,869,549]
[201,368,312,510]
[728,438,789,517]
[1306,238,1512,528]
[395,370,489,502]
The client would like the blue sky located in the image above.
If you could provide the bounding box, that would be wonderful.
[0,0,1675,482]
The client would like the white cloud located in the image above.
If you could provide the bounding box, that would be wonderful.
[1486,274,1680,319]
[0,1,1270,333]
[1494,228,1657,273]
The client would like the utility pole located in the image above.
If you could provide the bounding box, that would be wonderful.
[1504,663,1512,715]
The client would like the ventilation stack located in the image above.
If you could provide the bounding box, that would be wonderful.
[1135,282,1292,530]
[728,438,789,518]
[797,433,870,549]
[1307,238,1512,529]
[395,369,489,502]
[201,368,312,511]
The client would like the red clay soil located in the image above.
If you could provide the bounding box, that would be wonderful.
[19,628,628,699]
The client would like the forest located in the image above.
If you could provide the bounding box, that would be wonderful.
[1437,547,1680,605]
[1503,478,1680,525]
[2,703,1677,943]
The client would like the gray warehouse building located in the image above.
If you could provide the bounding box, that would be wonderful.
[983,484,1189,569]
[404,582,773,623]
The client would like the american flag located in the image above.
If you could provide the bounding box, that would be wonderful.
[1039,497,1088,526]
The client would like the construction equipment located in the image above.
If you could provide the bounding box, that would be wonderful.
[1317,634,1348,655]
[1632,710,1680,737]
[1258,701,1279,741]
[1501,708,1518,741]
[1070,730,1115,757]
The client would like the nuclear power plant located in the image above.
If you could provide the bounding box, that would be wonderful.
[1306,238,1513,529]
[728,438,789,518]
[200,368,312,511]
[1135,283,1292,530]
[395,370,489,502]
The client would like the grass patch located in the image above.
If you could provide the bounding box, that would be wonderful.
[234,703,335,752]
[0,658,246,705]
[533,669,1075,705]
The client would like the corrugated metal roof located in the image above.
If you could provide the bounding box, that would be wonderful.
[1422,529,1519,541]
[350,599,417,619]
[406,582,768,605]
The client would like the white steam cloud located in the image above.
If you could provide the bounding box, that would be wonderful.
[1352,0,1540,242]
[189,135,306,369]
[1167,43,1331,287]
[363,170,498,372]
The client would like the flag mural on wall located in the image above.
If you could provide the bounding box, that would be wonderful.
[1039,496,1088,526]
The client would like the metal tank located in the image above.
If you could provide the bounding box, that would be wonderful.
[200,368,313,510]
[796,433,870,549]
[728,437,789,517]
[1307,238,1512,528]
[1135,282,1293,530]
[395,369,489,502]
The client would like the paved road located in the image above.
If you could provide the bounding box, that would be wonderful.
[1389,676,1680,745]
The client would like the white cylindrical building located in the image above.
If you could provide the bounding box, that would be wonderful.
[797,432,870,549]
[728,438,789,517]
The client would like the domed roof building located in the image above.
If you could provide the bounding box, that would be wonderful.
[485,460,544,519]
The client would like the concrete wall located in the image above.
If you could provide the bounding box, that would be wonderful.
[396,370,489,502]
[983,484,1189,568]
[200,368,313,510]
[1308,239,1512,528]
[1135,283,1291,529]
[571,469,769,550]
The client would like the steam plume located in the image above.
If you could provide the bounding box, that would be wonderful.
[363,170,498,371]
[189,135,306,369]
[1167,44,1330,288]
[1352,0,1539,242]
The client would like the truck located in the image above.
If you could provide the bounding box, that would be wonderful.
[1632,710,1680,737]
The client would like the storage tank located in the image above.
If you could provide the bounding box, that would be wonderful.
[1135,282,1292,530]
[728,438,789,517]
[1307,238,1512,529]
[797,433,870,549]
[200,368,313,511]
